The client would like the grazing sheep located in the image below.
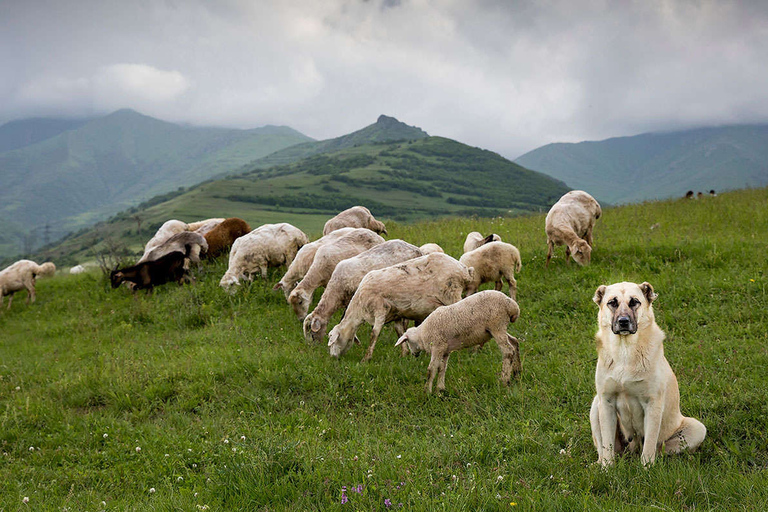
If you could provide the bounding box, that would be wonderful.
[545,190,601,267]
[463,232,501,253]
[274,227,356,301]
[395,290,521,393]
[459,241,522,300]
[303,240,424,343]
[419,243,444,254]
[140,220,189,262]
[187,218,225,235]
[327,252,475,362]
[219,223,309,292]
[322,206,387,236]
[288,228,385,321]
[0,260,56,310]
[140,231,208,266]
[685,190,695,199]
[204,217,251,259]
[110,251,189,293]
[709,189,717,197]
[69,264,86,274]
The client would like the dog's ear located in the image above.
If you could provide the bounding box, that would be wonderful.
[593,285,606,306]
[640,282,658,304]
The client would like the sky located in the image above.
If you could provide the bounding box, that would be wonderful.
[2,0,768,159]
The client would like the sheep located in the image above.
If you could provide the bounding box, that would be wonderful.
[139,231,208,267]
[187,218,225,235]
[219,223,309,292]
[288,228,385,321]
[0,260,56,310]
[110,251,189,293]
[463,232,501,253]
[69,265,86,274]
[395,290,521,393]
[303,240,424,343]
[322,206,387,236]
[139,220,189,262]
[327,252,475,362]
[273,227,357,302]
[204,217,251,259]
[459,241,522,300]
[419,243,444,254]
[545,190,602,267]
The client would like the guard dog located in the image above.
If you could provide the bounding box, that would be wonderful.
[590,282,706,466]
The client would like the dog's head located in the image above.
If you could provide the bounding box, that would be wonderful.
[593,282,657,335]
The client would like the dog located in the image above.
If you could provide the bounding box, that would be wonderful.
[590,281,706,466]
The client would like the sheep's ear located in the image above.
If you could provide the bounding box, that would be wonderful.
[327,338,334,347]
[272,282,282,291]
[483,234,495,245]
[593,285,606,306]
[311,317,322,332]
[395,333,408,347]
[640,282,657,304]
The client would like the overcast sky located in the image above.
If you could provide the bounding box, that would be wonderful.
[2,0,767,159]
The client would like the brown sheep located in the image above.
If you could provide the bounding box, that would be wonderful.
[204,218,251,259]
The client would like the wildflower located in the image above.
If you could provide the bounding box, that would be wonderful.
[397,454,402,459]
[355,484,363,494]
[22,497,29,504]
[223,439,229,444]
[165,454,169,457]
[29,446,35,451]
[135,446,141,453]
[510,502,517,506]
[177,476,183,482]
[559,449,566,455]
[497,475,504,482]
[341,486,348,504]
[384,498,392,508]
[103,433,108,439]
[240,435,246,441]
[149,488,156,494]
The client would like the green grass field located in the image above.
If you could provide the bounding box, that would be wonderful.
[1,189,767,510]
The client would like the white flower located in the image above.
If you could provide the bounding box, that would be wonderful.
[194,492,198,497]
[149,488,156,494]
[103,433,108,439]
[22,496,29,504]
[177,476,183,482]
[559,449,567,455]
[29,446,35,451]
[397,455,402,459]
[240,436,246,441]
[497,475,504,482]
[165,453,169,457]
[135,447,141,453]
[101,501,106,507]
[223,439,229,444]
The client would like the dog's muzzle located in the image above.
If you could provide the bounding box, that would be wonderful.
[612,315,637,335]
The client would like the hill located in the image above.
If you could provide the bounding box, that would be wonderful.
[1,188,767,509]
[515,124,768,204]
[34,135,570,265]
[0,109,313,258]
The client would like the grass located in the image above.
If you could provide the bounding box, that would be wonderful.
[1,188,767,510]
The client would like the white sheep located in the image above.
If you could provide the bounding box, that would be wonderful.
[395,290,521,393]
[69,265,86,274]
[0,260,56,310]
[219,223,309,292]
[459,241,522,300]
[139,231,209,267]
[322,206,387,236]
[463,232,501,253]
[187,218,225,235]
[139,220,189,262]
[327,252,475,362]
[273,227,356,301]
[288,228,385,321]
[418,243,444,254]
[545,190,602,267]
[303,240,423,343]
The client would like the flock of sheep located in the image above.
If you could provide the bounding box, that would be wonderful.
[1,192,602,394]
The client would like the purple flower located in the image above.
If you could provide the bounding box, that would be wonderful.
[384,498,392,508]
[355,484,364,494]
[341,486,348,504]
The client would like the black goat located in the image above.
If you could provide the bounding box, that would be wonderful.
[110,250,189,292]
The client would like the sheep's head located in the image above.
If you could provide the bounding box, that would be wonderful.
[288,288,311,321]
[569,239,592,266]
[395,327,424,356]
[302,313,327,344]
[219,274,240,294]
[109,270,124,289]
[369,219,387,235]
[39,262,56,277]
[327,325,359,358]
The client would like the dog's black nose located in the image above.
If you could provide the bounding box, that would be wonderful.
[617,316,631,329]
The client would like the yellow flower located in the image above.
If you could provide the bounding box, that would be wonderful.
[510,503,517,507]
[750,279,755,282]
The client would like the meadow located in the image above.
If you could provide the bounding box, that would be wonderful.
[1,188,767,511]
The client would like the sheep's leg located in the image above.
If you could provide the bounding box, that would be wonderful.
[565,246,572,265]
[4,292,11,309]
[425,352,440,394]
[494,280,503,291]
[546,240,554,268]
[394,319,410,356]
[503,271,517,301]
[362,311,388,362]
[585,227,594,247]
[435,353,451,392]
[25,282,36,305]
[259,265,269,279]
[492,330,521,384]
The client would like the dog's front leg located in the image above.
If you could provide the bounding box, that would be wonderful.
[641,400,664,466]
[597,395,618,466]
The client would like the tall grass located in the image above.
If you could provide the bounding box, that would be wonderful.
[1,189,767,510]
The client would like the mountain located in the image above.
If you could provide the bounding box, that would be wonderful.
[515,124,768,204]
[34,133,570,265]
[0,109,313,258]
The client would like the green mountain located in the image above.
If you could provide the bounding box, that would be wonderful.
[0,117,91,152]
[0,109,313,258]
[34,133,570,265]
[515,124,768,204]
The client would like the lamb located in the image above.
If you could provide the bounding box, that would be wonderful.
[459,241,522,300]
[204,217,251,259]
[419,243,444,254]
[273,227,356,302]
[110,251,189,293]
[327,252,475,362]
[187,218,225,235]
[139,231,208,266]
[303,240,424,343]
[0,260,56,310]
[545,190,602,267]
[395,290,521,393]
[219,223,309,292]
[463,232,501,253]
[288,228,385,321]
[322,206,387,236]
[139,220,189,262]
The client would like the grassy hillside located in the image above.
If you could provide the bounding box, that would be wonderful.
[32,136,569,266]
[0,116,91,153]
[0,109,312,259]
[1,188,766,509]
[515,124,768,204]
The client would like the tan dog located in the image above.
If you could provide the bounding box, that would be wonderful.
[590,282,706,466]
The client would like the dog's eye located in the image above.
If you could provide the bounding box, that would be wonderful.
[607,298,618,308]
[629,297,640,308]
